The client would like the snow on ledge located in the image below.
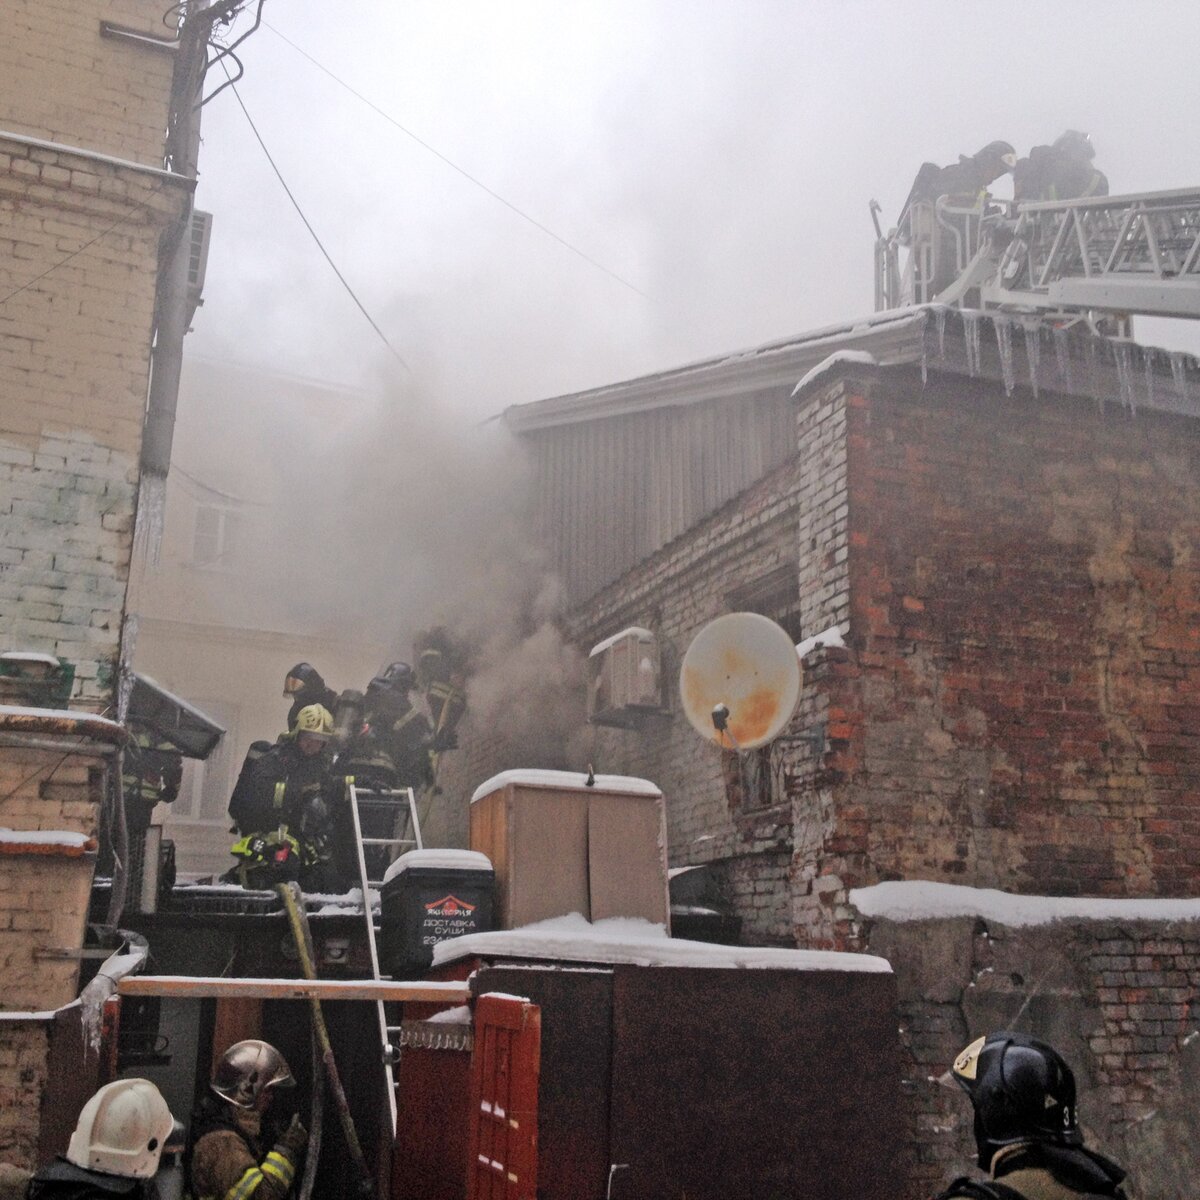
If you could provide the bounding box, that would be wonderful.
[471,769,662,805]
[0,828,94,856]
[791,349,878,397]
[382,849,493,885]
[851,881,1200,927]
[588,626,654,658]
[796,625,846,659]
[432,913,891,973]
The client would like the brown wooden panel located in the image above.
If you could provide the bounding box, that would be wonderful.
[606,966,902,1200]
[504,789,589,928]
[587,795,669,927]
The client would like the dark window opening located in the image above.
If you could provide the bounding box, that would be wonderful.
[727,565,803,643]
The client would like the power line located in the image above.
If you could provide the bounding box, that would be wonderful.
[263,20,653,303]
[223,66,414,374]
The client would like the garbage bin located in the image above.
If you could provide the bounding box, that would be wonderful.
[380,849,495,977]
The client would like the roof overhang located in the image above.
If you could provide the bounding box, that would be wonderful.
[129,673,224,760]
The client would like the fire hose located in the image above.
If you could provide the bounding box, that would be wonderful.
[276,882,375,1199]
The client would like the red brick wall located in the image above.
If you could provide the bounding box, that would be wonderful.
[812,368,1200,933]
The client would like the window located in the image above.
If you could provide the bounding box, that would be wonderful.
[727,565,803,642]
[176,701,237,822]
[192,504,239,568]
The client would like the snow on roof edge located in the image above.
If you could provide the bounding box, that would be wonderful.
[852,881,1200,927]
[471,769,662,805]
[432,913,891,974]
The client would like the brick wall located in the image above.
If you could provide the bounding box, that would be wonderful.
[0,132,184,705]
[0,1022,51,1175]
[0,1,175,168]
[866,913,1200,1200]
[811,368,1200,930]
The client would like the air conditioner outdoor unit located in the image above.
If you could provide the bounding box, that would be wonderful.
[185,208,212,328]
[587,626,664,727]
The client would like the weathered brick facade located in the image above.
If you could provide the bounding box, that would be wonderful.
[457,319,1200,1196]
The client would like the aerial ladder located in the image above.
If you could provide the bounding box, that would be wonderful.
[874,187,1200,330]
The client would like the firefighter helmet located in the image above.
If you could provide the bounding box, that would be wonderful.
[212,1039,296,1109]
[283,662,325,698]
[372,662,415,693]
[1053,130,1095,161]
[293,704,334,739]
[950,1031,1082,1169]
[975,140,1017,171]
[66,1078,174,1179]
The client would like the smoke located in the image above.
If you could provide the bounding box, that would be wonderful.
[267,365,588,762]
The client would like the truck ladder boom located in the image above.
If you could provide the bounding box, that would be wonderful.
[983,188,1200,319]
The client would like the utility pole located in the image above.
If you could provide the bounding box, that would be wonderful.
[140,0,228,479]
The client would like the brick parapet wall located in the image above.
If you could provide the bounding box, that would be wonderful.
[865,913,1200,1200]
[835,368,1200,911]
[0,1,176,169]
[0,746,106,1011]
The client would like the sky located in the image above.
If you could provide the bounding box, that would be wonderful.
[184,0,1200,416]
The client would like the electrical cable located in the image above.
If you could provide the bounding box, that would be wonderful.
[0,203,147,309]
[263,20,652,303]
[221,65,413,374]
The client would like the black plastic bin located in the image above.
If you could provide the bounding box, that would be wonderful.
[379,849,495,977]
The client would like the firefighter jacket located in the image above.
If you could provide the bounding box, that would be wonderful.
[936,1142,1128,1200]
[346,693,433,789]
[121,725,182,832]
[228,739,331,838]
[187,1102,303,1200]
[1013,147,1108,204]
[25,1157,156,1199]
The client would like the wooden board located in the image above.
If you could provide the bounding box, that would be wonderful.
[118,976,470,1003]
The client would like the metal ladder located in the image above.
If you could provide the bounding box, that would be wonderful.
[344,782,424,1138]
[875,186,1200,322]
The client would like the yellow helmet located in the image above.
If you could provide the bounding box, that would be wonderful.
[293,704,334,739]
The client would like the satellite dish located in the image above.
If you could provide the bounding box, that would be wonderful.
[679,613,803,751]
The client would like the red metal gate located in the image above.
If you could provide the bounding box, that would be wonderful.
[465,993,540,1200]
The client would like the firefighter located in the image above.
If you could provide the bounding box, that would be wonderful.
[347,663,435,790]
[1014,131,1109,204]
[900,140,1017,297]
[936,1030,1129,1199]
[414,627,468,757]
[27,1078,175,1199]
[226,704,337,890]
[120,720,182,875]
[187,1040,307,1200]
[282,663,338,733]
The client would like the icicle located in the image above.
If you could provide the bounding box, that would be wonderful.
[963,312,981,377]
[995,319,1015,396]
[1085,337,1102,412]
[936,307,947,361]
[918,308,929,384]
[1023,324,1041,398]
[1142,347,1156,411]
[1113,341,1136,414]
[1169,352,1191,408]
[1053,326,1073,394]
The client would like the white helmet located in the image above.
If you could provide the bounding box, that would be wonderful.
[66,1078,174,1179]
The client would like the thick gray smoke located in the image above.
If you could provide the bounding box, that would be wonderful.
[277,370,588,763]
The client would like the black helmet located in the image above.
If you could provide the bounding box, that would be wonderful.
[974,140,1017,168]
[371,662,414,693]
[283,662,325,699]
[950,1031,1082,1169]
[1053,130,1095,161]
